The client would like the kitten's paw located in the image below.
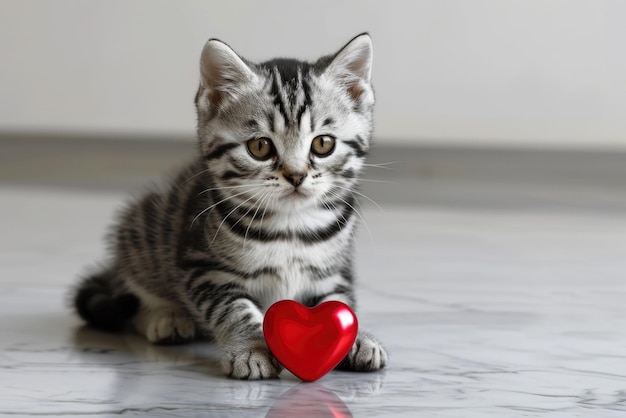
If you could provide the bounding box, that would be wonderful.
[135,308,196,344]
[337,332,388,372]
[222,342,282,380]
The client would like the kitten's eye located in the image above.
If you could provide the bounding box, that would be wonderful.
[311,135,336,157]
[247,137,275,160]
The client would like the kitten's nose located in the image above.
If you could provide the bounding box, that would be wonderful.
[284,171,307,188]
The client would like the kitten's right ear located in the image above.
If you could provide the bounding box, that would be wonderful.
[325,33,373,103]
[197,39,256,113]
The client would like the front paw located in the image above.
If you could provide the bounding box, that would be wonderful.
[222,341,282,380]
[337,332,388,372]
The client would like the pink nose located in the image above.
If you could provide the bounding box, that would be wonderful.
[284,172,307,187]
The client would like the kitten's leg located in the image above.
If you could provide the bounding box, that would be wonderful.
[130,285,196,344]
[315,289,388,372]
[184,272,281,379]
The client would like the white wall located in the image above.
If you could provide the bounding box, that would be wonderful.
[1,0,625,148]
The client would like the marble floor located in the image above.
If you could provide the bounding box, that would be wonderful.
[2,171,626,416]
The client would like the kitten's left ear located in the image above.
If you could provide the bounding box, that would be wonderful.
[325,33,373,102]
[197,39,257,114]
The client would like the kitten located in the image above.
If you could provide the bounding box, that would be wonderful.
[73,33,388,379]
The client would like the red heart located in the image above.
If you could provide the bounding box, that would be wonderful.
[263,300,358,382]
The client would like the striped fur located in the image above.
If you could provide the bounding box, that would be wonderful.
[73,33,387,379]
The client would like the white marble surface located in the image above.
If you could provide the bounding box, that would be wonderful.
[2,186,626,417]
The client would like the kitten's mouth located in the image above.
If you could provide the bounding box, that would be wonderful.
[285,189,307,199]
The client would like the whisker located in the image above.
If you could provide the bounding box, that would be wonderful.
[183,167,213,184]
[366,161,398,165]
[258,192,276,233]
[329,191,374,240]
[242,191,271,253]
[327,189,374,247]
[197,183,266,196]
[319,196,334,212]
[230,191,264,230]
[208,190,264,248]
[321,195,350,238]
[358,178,398,184]
[190,188,257,228]
[333,184,385,213]
[362,161,399,170]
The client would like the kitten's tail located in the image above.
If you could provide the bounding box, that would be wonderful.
[73,267,139,332]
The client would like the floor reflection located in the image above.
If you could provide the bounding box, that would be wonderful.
[71,324,386,416]
[71,324,222,373]
[266,382,352,418]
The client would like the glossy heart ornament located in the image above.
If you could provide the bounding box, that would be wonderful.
[263,300,358,381]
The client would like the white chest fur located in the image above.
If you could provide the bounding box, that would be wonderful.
[210,204,356,310]
[241,236,347,311]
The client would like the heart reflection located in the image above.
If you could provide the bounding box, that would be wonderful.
[266,382,352,418]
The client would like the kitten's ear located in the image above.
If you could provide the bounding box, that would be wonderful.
[197,39,256,112]
[325,33,373,102]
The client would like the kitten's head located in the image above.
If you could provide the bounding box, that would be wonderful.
[195,34,374,212]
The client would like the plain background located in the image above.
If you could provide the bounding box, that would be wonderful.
[1,0,626,148]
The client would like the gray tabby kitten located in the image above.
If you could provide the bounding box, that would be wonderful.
[73,33,388,379]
